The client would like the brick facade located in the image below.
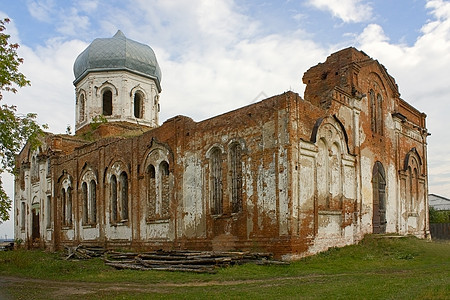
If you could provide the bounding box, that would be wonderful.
[15,47,429,259]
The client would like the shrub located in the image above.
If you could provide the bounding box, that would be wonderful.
[429,207,450,223]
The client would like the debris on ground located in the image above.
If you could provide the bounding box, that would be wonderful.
[65,246,289,273]
[0,241,14,251]
[65,245,107,260]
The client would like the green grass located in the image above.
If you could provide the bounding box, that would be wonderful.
[0,235,448,299]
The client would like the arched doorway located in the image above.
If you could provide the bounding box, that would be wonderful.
[372,162,386,233]
[31,199,40,241]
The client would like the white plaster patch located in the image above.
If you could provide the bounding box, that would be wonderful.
[105,224,132,241]
[182,153,204,238]
[146,221,170,239]
[278,146,289,235]
[317,212,342,237]
[245,157,254,238]
[64,229,75,240]
[257,154,277,228]
[80,226,100,240]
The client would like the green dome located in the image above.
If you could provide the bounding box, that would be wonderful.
[73,30,162,91]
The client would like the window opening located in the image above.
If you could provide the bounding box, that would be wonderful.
[21,202,26,230]
[103,90,112,116]
[211,148,223,215]
[79,93,85,122]
[369,89,383,135]
[111,175,118,222]
[82,182,88,224]
[147,165,156,219]
[369,89,376,133]
[376,93,383,135]
[67,187,73,225]
[230,143,242,213]
[120,172,128,221]
[134,92,143,118]
[160,161,170,218]
[46,196,51,229]
[90,180,97,224]
[62,189,66,225]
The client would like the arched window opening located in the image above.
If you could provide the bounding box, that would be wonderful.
[372,161,386,234]
[67,187,73,225]
[32,156,39,180]
[406,166,412,210]
[110,175,118,222]
[20,167,25,190]
[21,202,26,230]
[210,148,223,215]
[82,182,88,224]
[134,92,143,119]
[119,172,128,221]
[369,89,376,133]
[103,90,113,116]
[62,189,67,226]
[89,180,97,224]
[376,93,383,135]
[31,198,40,241]
[414,168,419,206]
[403,149,423,214]
[411,167,418,211]
[230,143,242,213]
[160,161,170,219]
[46,196,51,229]
[369,89,383,135]
[147,165,156,219]
[79,93,86,122]
[47,158,51,175]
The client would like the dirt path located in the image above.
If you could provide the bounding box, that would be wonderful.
[0,273,342,298]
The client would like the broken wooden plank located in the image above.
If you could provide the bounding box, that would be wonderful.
[105,262,151,271]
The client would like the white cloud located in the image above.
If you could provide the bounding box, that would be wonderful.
[293,12,307,22]
[307,0,373,23]
[116,0,260,56]
[426,0,450,20]
[159,35,326,122]
[27,0,56,22]
[77,0,99,12]
[27,0,92,38]
[57,8,90,36]
[358,24,390,44]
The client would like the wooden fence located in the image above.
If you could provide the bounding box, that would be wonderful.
[430,223,450,240]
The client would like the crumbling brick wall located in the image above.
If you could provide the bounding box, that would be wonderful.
[14,47,429,258]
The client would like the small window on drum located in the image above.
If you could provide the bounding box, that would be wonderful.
[134,92,143,119]
[103,90,113,116]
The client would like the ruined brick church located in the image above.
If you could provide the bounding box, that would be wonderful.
[15,31,429,259]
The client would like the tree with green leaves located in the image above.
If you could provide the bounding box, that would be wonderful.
[0,18,45,223]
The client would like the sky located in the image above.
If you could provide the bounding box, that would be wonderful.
[1,0,449,238]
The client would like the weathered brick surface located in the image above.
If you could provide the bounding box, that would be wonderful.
[15,47,429,259]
